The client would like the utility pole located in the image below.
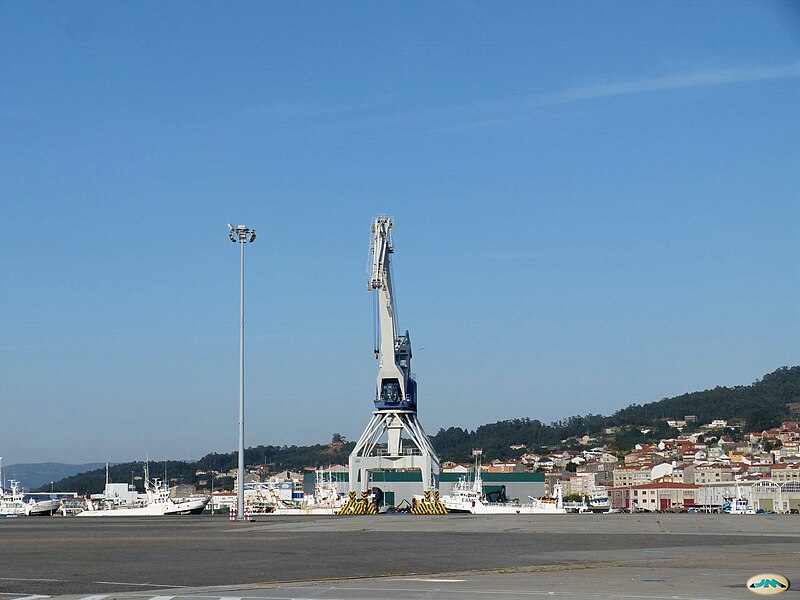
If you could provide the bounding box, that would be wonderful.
[228,223,256,520]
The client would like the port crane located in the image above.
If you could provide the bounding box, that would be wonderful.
[349,217,440,495]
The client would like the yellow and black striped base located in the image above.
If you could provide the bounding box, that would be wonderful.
[410,490,448,515]
[337,491,379,515]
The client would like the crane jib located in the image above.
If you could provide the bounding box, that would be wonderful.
[369,216,417,411]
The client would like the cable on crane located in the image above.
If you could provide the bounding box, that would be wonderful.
[372,290,379,359]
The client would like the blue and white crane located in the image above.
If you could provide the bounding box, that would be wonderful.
[349,217,440,496]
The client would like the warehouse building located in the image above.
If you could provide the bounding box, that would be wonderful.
[303,470,546,509]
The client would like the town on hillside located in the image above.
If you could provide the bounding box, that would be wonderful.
[444,418,800,513]
[187,418,800,514]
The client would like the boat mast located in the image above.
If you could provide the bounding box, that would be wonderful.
[472,449,483,491]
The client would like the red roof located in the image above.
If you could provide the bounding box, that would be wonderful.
[772,463,800,470]
[615,464,653,471]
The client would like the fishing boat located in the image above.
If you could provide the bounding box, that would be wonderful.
[589,490,610,511]
[441,453,566,515]
[0,480,27,517]
[0,480,61,517]
[77,464,208,517]
[722,486,756,515]
[264,470,347,515]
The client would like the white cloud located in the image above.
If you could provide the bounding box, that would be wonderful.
[248,62,800,135]
[544,63,800,105]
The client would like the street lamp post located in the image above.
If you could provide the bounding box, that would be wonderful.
[228,223,256,521]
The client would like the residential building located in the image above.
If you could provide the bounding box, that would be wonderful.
[169,483,197,499]
[577,459,618,488]
[613,464,653,488]
[693,463,734,485]
[771,463,800,483]
[441,463,471,473]
[609,482,699,511]
[486,459,526,473]
[562,471,603,496]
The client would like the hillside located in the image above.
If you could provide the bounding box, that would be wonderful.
[41,366,800,493]
[432,366,800,461]
[41,444,355,495]
[610,366,800,428]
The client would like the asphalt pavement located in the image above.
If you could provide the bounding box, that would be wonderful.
[1,513,798,599]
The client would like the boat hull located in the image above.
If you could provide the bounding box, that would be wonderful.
[470,502,566,515]
[269,506,340,515]
[442,494,566,514]
[26,499,61,516]
[77,496,209,517]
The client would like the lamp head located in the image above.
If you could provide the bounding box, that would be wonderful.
[227,223,255,243]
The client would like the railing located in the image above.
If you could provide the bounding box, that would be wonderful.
[375,448,423,457]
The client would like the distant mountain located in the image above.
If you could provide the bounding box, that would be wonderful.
[3,462,108,491]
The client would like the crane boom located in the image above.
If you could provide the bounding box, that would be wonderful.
[368,216,416,410]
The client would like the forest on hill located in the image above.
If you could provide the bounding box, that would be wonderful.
[45,444,354,496]
[433,366,800,461]
[42,366,800,494]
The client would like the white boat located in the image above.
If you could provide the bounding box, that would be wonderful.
[589,490,610,511]
[563,498,592,513]
[0,480,60,517]
[722,486,756,515]
[564,490,610,513]
[0,480,28,517]
[723,498,756,515]
[264,470,347,515]
[77,465,209,517]
[26,496,61,516]
[441,455,566,515]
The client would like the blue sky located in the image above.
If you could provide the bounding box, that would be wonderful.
[1,2,799,465]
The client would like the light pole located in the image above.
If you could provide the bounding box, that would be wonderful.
[228,223,256,520]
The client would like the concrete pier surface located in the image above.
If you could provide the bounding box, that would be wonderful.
[1,513,798,599]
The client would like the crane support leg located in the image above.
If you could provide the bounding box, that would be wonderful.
[348,410,440,495]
